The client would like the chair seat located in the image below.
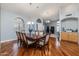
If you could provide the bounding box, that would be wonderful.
[38,38,45,46]
[39,41,44,46]
[27,40,35,45]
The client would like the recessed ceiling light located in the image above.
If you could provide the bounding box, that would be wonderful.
[29,3,32,6]
[46,20,50,23]
[36,6,39,8]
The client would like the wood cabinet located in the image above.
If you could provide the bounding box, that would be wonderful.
[61,32,68,41]
[61,32,78,43]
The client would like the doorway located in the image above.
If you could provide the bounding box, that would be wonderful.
[50,26,55,34]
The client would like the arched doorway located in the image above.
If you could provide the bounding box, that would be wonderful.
[14,17,25,33]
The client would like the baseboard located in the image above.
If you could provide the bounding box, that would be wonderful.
[1,39,17,43]
[61,40,78,44]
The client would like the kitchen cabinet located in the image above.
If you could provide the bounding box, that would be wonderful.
[61,32,78,43]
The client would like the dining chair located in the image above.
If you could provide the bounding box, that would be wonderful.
[36,34,48,48]
[20,32,26,47]
[35,34,49,50]
[16,31,19,42]
[21,32,36,48]
[16,31,22,46]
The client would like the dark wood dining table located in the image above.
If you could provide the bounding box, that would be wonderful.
[26,33,47,41]
[25,33,47,48]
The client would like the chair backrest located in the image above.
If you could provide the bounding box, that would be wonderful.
[45,34,49,44]
[19,32,23,41]
[16,31,21,40]
[21,32,29,44]
[22,33,28,44]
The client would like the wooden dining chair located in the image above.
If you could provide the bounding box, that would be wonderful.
[36,34,49,48]
[20,32,36,48]
[35,35,46,48]
[22,33,29,47]
[16,31,19,42]
[19,32,25,47]
[16,31,22,46]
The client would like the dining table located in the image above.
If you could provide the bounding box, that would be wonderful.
[26,33,46,40]
[25,33,47,47]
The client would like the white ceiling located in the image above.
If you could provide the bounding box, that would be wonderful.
[1,3,79,21]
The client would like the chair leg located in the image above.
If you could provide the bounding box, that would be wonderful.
[19,40,23,47]
[17,39,20,47]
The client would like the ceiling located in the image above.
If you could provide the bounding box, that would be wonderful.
[1,3,79,21]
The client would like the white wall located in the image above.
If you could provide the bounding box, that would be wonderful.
[1,10,28,41]
[1,9,44,41]
[60,4,79,32]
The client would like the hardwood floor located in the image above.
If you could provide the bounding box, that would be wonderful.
[0,37,79,56]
